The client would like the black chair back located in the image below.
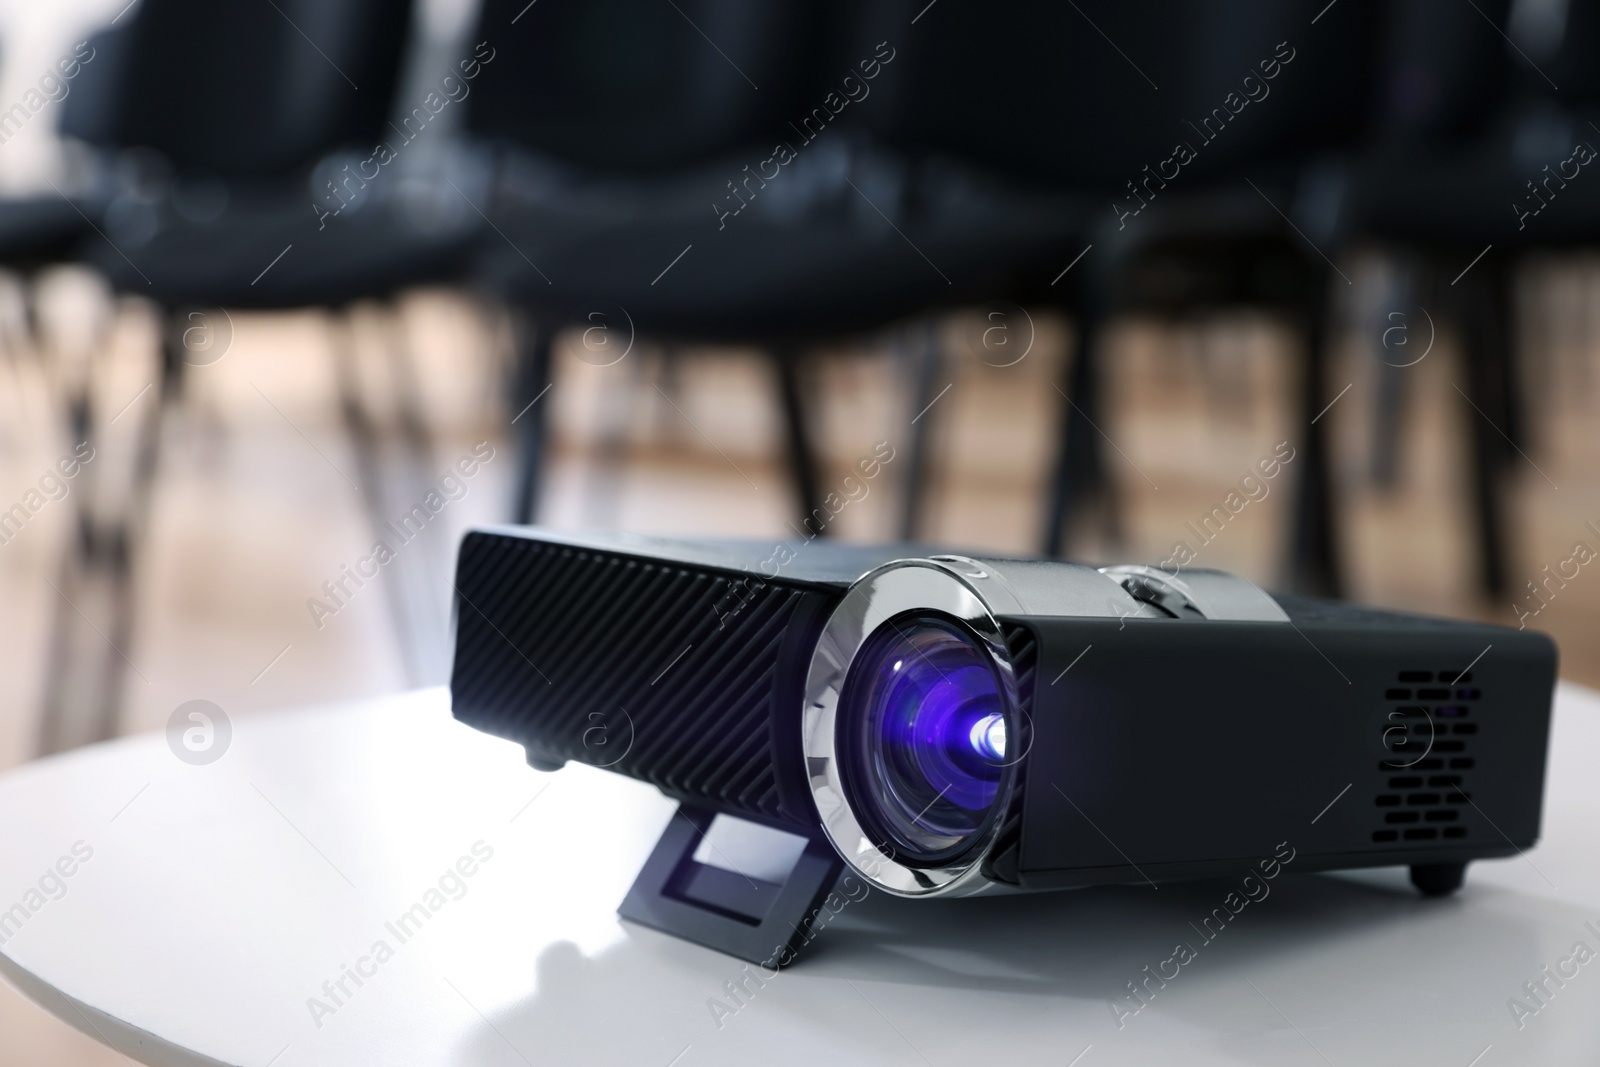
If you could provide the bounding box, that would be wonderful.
[854,0,1383,190]
[1373,0,1513,142]
[465,0,830,173]
[1543,0,1600,104]
[81,0,413,177]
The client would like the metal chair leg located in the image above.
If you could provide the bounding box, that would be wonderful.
[38,302,171,754]
[899,321,943,542]
[1287,274,1343,598]
[580,342,647,529]
[511,315,555,526]
[330,310,432,688]
[383,305,453,683]
[773,347,825,535]
[1370,255,1417,488]
[1455,256,1514,600]
[1042,290,1116,558]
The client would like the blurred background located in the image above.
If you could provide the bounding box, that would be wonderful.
[3,0,1600,1059]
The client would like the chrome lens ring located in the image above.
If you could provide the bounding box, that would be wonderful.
[802,559,1021,897]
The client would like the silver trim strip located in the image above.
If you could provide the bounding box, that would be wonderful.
[1098,565,1289,622]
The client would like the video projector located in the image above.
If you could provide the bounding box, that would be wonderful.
[448,527,1556,964]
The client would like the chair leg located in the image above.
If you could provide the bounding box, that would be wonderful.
[384,305,454,684]
[0,271,35,450]
[38,304,173,755]
[330,310,432,688]
[511,316,555,526]
[773,347,824,534]
[1370,255,1417,488]
[1492,262,1525,458]
[899,321,943,542]
[386,306,439,498]
[1456,258,1514,600]
[1287,275,1343,598]
[1042,292,1115,558]
[580,343,647,529]
[37,524,121,755]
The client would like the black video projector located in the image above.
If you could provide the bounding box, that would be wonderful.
[448,527,1556,964]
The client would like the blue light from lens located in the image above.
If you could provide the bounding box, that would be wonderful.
[970,712,1006,761]
[840,615,1012,862]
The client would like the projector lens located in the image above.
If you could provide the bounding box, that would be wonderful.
[839,613,1013,865]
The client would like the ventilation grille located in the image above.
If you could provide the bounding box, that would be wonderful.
[980,623,1037,885]
[1370,668,1481,845]
[450,533,831,823]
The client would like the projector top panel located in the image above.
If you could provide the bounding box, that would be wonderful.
[468,525,990,589]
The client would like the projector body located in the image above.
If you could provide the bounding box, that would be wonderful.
[449,527,1556,959]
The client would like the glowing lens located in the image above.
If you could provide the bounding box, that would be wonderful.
[839,614,1011,864]
[970,712,1007,761]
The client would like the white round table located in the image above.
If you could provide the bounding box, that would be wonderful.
[2,684,1599,1066]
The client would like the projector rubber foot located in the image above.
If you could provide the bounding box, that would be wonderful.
[618,806,844,967]
[1410,862,1467,896]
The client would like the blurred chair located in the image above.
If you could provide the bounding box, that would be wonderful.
[854,0,1381,595]
[466,0,1086,533]
[0,27,126,276]
[42,0,431,752]
[0,27,130,477]
[1340,0,1589,598]
[464,0,819,528]
[0,26,137,369]
[74,0,458,314]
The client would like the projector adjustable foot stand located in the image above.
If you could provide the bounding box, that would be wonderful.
[1410,862,1468,896]
[619,806,845,966]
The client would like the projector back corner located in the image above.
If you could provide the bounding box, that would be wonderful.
[1005,598,1556,890]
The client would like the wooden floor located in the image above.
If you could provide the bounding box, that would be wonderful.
[2,257,1599,1063]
